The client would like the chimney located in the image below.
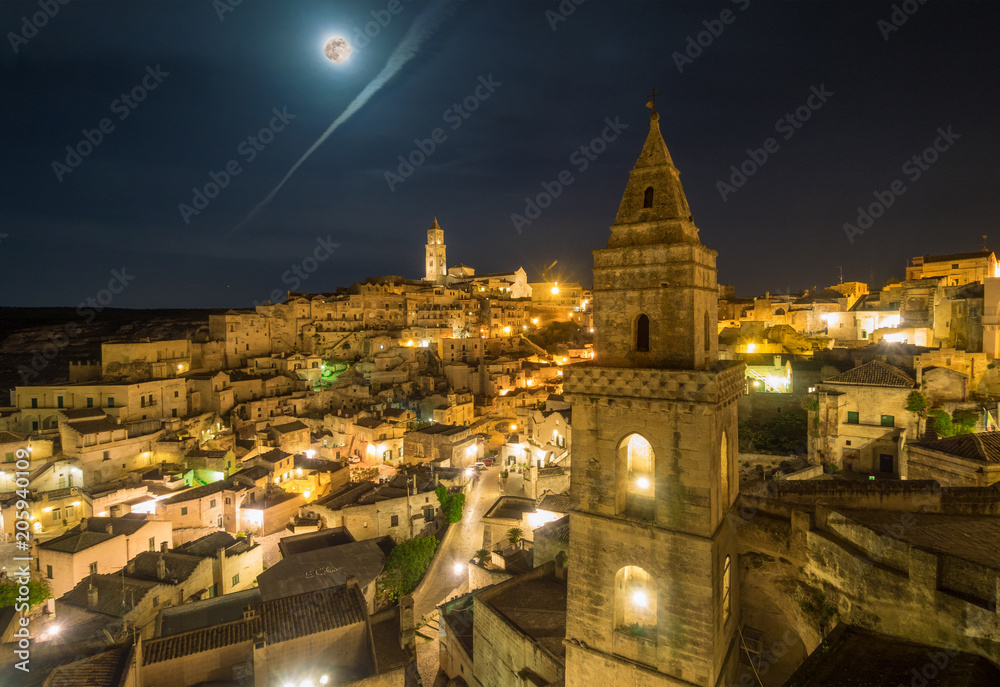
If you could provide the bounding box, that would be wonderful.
[160,541,168,553]
[156,555,166,581]
[80,517,88,530]
[106,525,114,535]
[127,560,135,574]
[247,532,255,547]
[87,585,99,611]
[346,574,359,589]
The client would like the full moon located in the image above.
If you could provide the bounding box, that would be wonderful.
[324,37,351,63]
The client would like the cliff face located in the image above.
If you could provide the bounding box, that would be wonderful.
[0,307,225,396]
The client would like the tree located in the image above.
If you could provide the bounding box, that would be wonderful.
[0,580,51,609]
[506,527,523,548]
[928,408,980,438]
[474,548,490,565]
[435,485,466,524]
[904,391,928,413]
[376,536,439,602]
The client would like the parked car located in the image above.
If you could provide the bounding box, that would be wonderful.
[481,457,495,467]
[348,455,361,464]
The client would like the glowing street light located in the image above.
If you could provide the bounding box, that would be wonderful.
[636,477,650,490]
[632,590,648,607]
[746,343,757,353]
[453,562,465,575]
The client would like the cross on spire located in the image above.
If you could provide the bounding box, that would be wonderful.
[646,87,662,113]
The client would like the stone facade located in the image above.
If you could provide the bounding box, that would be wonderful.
[563,110,743,687]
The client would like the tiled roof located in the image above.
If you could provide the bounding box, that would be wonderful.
[260,583,367,644]
[535,515,570,542]
[43,646,132,687]
[270,420,309,434]
[143,617,260,665]
[124,551,205,584]
[69,418,124,435]
[537,493,571,514]
[60,408,108,421]
[158,480,228,505]
[60,576,159,617]
[0,431,27,444]
[916,432,1000,463]
[40,516,153,553]
[824,360,914,388]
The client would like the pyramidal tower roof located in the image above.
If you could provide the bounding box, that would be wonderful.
[430,216,441,230]
[608,110,698,247]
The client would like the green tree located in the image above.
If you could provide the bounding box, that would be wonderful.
[506,527,523,548]
[904,391,928,413]
[0,580,51,609]
[474,548,490,565]
[376,536,439,602]
[435,485,466,524]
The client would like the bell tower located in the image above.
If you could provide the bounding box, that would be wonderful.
[424,216,447,283]
[563,103,744,687]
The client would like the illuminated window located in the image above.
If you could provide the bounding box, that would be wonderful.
[620,434,654,518]
[722,556,732,625]
[643,186,654,208]
[636,315,650,353]
[615,566,656,638]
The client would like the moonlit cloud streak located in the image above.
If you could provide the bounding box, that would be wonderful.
[229,1,455,236]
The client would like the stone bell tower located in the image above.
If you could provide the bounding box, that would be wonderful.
[563,104,744,687]
[424,216,447,283]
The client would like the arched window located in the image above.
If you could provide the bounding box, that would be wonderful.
[721,556,732,625]
[704,311,711,352]
[615,566,657,637]
[636,314,650,353]
[643,186,654,208]
[619,434,654,518]
[720,431,729,507]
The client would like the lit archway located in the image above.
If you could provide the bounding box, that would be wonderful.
[619,434,654,517]
[615,565,657,637]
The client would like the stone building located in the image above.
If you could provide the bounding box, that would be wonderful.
[906,249,997,285]
[37,514,173,599]
[905,432,1000,486]
[808,360,917,476]
[561,107,744,687]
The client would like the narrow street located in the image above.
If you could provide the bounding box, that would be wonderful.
[411,465,501,686]
[412,465,499,619]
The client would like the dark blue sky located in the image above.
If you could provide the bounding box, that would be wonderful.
[2,0,999,308]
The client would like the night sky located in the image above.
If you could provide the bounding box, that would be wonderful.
[2,0,999,308]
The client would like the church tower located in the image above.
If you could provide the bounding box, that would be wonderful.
[424,217,447,283]
[563,105,744,686]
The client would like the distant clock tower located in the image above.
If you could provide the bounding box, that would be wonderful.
[425,217,447,283]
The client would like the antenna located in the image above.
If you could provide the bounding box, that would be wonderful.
[836,266,843,284]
